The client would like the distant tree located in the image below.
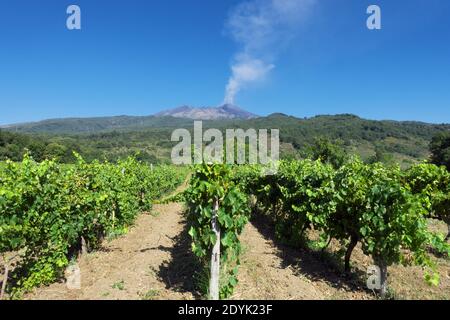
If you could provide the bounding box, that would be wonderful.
[304,137,347,168]
[367,145,395,166]
[134,151,158,164]
[44,142,67,160]
[0,129,5,147]
[27,140,46,162]
[430,132,450,170]
[0,129,32,161]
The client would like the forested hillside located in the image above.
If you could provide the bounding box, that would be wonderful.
[2,114,450,166]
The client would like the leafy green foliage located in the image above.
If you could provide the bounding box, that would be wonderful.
[0,154,184,296]
[404,163,450,237]
[184,163,250,299]
[235,158,450,288]
[303,137,347,168]
[430,131,450,170]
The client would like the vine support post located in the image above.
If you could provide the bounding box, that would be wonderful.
[1,256,9,300]
[209,198,220,300]
[81,236,88,256]
[0,253,16,300]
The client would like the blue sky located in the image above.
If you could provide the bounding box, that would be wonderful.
[0,0,449,125]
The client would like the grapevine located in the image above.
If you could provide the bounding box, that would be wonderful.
[234,158,450,297]
[184,163,250,299]
[0,153,184,297]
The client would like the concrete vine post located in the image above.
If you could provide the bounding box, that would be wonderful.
[1,256,9,300]
[209,198,220,300]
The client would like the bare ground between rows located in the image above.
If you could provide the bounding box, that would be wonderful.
[24,200,200,300]
[24,207,450,300]
[234,215,450,300]
[25,206,333,300]
[24,205,346,300]
[233,216,374,300]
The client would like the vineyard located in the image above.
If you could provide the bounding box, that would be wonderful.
[0,154,185,298]
[182,159,450,299]
[1,156,450,299]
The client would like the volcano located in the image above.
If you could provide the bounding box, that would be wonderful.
[155,104,258,120]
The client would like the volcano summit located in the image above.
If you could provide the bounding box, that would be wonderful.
[155,104,258,120]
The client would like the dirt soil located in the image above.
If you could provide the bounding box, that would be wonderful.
[24,200,450,300]
[233,218,374,300]
[25,200,197,300]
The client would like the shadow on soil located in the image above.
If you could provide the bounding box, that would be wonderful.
[250,213,374,297]
[156,214,203,299]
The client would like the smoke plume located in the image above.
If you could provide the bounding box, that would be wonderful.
[223,0,315,105]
